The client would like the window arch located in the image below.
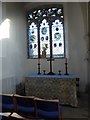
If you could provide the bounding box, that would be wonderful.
[27,5,65,59]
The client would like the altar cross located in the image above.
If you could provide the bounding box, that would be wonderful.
[47,57,55,75]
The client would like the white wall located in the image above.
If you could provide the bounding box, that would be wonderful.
[0,1,2,93]
[1,2,88,93]
[88,2,90,92]
[67,2,88,92]
[24,2,88,92]
[1,3,27,93]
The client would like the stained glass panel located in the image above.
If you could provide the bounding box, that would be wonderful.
[27,5,65,59]
[27,7,63,21]
[40,19,50,58]
[28,22,38,58]
[52,19,64,58]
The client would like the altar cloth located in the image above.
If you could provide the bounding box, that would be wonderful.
[25,74,78,107]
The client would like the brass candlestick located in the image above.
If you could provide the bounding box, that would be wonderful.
[64,62,69,75]
[38,63,41,74]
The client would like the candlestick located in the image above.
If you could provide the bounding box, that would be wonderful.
[64,62,69,75]
[65,57,67,63]
[47,57,55,75]
[38,58,40,64]
[37,59,41,74]
[38,63,41,74]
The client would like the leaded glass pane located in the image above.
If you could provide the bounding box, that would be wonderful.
[27,5,65,59]
[40,19,50,58]
[28,22,38,58]
[52,19,64,58]
[27,7,63,21]
[57,9,62,14]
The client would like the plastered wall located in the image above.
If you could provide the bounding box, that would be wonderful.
[0,2,89,93]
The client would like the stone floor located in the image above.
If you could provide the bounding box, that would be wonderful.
[62,92,88,119]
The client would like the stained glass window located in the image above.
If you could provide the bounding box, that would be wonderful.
[27,5,65,59]
[28,22,38,58]
[40,19,50,58]
[52,19,64,58]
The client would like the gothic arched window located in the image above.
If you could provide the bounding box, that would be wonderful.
[27,5,65,59]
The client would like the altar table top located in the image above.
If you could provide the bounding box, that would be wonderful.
[25,73,78,78]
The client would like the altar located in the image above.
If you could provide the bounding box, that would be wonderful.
[25,74,79,107]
